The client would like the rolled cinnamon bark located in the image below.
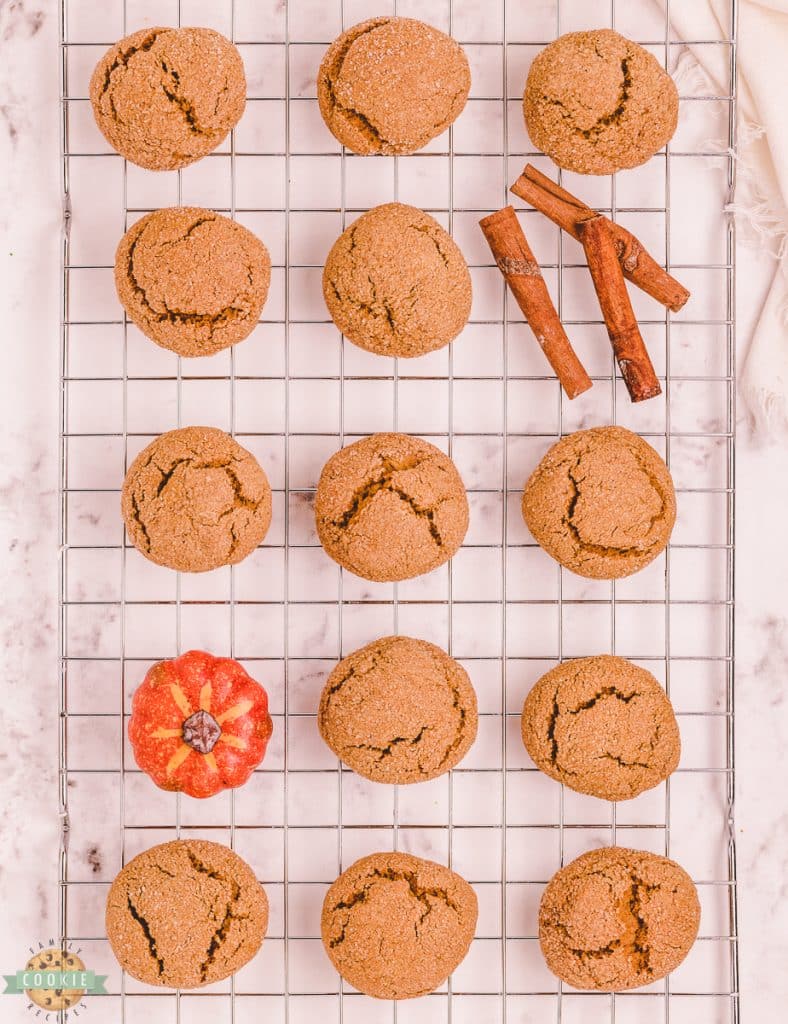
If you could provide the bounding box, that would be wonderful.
[577,215,662,403]
[479,206,592,400]
[511,164,690,313]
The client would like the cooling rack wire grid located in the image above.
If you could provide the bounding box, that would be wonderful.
[58,0,739,1021]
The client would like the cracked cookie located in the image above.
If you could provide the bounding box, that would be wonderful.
[106,839,268,988]
[539,846,700,990]
[314,432,469,582]
[90,27,246,170]
[319,635,478,783]
[523,29,679,175]
[115,207,271,357]
[121,426,272,573]
[317,17,470,155]
[522,426,676,579]
[323,203,472,358]
[322,851,477,998]
[521,655,680,801]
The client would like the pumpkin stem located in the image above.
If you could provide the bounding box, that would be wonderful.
[182,709,221,754]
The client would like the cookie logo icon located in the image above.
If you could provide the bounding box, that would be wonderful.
[24,947,86,1012]
[3,941,107,1016]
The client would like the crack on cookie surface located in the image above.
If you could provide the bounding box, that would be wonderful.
[126,894,165,977]
[322,853,477,999]
[319,637,476,783]
[343,721,458,776]
[539,846,701,991]
[183,855,254,975]
[546,689,561,764]
[523,428,675,579]
[433,664,473,771]
[321,18,392,152]
[122,429,270,571]
[542,55,632,141]
[327,866,461,949]
[585,56,632,136]
[183,848,251,982]
[316,434,468,581]
[524,30,677,175]
[126,450,264,556]
[323,205,471,358]
[95,28,236,155]
[108,841,267,989]
[411,222,451,268]
[160,59,210,136]
[347,725,428,761]
[523,656,679,801]
[562,451,670,561]
[329,97,388,151]
[123,216,254,337]
[563,684,639,718]
[325,227,403,344]
[627,875,657,975]
[319,18,468,155]
[97,28,168,106]
[333,455,444,546]
[127,488,153,552]
[550,869,658,980]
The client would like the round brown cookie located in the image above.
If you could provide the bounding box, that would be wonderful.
[25,948,85,1012]
[317,17,470,155]
[115,207,270,357]
[523,29,679,175]
[315,432,469,582]
[521,655,680,801]
[539,846,700,990]
[90,27,246,170]
[323,203,472,358]
[122,426,272,573]
[106,839,268,988]
[322,851,477,999]
[319,636,478,783]
[521,426,676,579]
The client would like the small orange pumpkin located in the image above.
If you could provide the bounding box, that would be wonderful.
[129,650,273,798]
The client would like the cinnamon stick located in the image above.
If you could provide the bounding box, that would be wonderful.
[577,215,661,403]
[479,206,592,400]
[510,164,690,313]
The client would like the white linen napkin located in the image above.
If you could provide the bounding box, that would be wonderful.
[652,0,788,432]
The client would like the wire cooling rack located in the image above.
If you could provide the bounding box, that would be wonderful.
[58,0,739,1021]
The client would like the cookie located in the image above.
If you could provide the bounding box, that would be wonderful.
[115,207,271,357]
[319,636,478,783]
[25,948,85,1012]
[106,839,268,988]
[317,17,470,155]
[521,426,676,579]
[539,846,700,990]
[521,655,680,801]
[524,29,679,175]
[323,203,472,358]
[322,851,477,999]
[121,426,272,573]
[90,27,246,170]
[315,432,469,582]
